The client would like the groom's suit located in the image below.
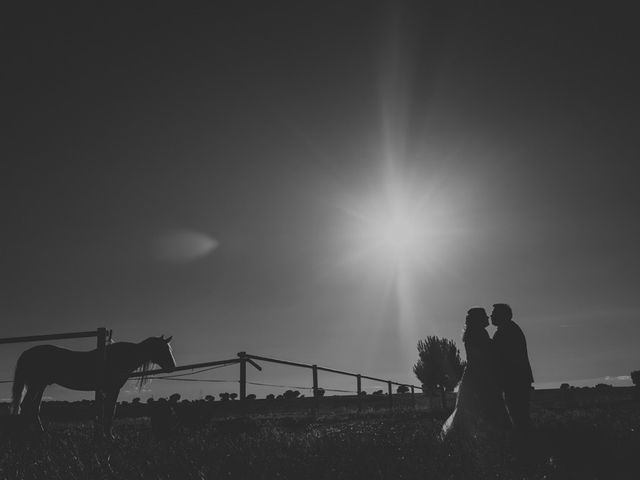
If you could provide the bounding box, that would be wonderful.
[492,319,533,432]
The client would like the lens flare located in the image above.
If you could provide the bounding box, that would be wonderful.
[153,229,218,264]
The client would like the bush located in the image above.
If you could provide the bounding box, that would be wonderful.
[413,336,465,407]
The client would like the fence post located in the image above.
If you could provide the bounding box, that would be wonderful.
[312,364,319,414]
[411,385,415,409]
[95,327,107,433]
[357,375,362,412]
[238,352,247,401]
[387,381,393,411]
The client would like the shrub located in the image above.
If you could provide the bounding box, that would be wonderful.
[413,336,465,408]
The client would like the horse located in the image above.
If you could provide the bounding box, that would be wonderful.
[12,335,176,437]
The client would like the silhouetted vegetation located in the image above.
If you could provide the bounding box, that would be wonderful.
[413,336,465,408]
[283,390,301,400]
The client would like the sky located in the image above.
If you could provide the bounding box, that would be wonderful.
[2,2,639,401]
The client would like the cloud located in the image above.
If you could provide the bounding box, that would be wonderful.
[153,229,219,264]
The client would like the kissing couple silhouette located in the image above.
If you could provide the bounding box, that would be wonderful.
[441,303,534,440]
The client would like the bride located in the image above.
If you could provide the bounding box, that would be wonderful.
[441,307,510,439]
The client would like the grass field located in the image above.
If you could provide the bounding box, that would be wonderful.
[1,403,639,479]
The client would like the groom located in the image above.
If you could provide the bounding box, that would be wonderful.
[491,303,534,433]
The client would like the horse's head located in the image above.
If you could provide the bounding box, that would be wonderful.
[146,335,177,371]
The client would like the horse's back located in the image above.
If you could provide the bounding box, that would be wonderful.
[18,344,97,389]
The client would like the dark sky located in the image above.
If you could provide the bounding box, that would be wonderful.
[2,2,639,400]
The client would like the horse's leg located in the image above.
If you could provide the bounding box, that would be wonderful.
[32,385,46,432]
[103,389,119,439]
[20,385,42,431]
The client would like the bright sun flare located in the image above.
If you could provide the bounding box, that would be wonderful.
[366,208,423,262]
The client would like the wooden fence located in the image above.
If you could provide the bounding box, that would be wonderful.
[129,351,423,412]
[3,333,424,415]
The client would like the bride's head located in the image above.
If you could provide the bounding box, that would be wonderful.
[463,307,489,343]
[465,307,489,329]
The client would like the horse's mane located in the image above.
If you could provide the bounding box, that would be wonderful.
[134,337,158,390]
[135,360,153,390]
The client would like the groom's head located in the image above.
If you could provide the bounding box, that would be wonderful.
[491,303,512,326]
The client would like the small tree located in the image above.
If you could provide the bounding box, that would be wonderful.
[413,336,465,408]
[397,385,410,394]
[283,390,300,399]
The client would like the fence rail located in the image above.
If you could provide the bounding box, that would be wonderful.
[0,331,99,345]
[128,351,423,412]
[128,358,241,378]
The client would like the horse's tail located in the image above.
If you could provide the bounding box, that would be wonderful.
[11,353,27,415]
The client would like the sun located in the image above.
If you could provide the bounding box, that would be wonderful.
[364,205,423,263]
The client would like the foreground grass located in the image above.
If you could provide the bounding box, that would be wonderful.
[1,405,639,479]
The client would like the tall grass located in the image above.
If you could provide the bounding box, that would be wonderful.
[1,405,639,479]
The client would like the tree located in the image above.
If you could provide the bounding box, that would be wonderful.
[397,385,410,394]
[283,390,300,399]
[413,336,465,408]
